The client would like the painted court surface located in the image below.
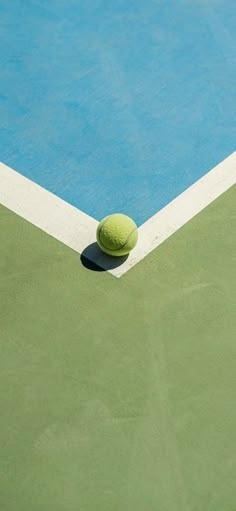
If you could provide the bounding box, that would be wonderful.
[1,1,236,510]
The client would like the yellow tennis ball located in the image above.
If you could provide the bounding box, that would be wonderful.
[96,214,138,257]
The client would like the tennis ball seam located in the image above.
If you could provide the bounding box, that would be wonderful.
[99,226,137,252]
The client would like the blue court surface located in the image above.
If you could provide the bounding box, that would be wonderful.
[1,0,235,225]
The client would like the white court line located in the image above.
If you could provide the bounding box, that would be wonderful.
[0,162,98,254]
[0,152,235,278]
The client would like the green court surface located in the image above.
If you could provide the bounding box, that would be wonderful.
[0,186,236,511]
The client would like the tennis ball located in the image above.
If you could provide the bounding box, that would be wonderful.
[96,214,138,257]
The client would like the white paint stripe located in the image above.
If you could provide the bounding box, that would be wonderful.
[0,152,235,278]
[113,152,236,277]
[0,162,98,254]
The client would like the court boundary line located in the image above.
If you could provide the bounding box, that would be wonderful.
[0,151,235,278]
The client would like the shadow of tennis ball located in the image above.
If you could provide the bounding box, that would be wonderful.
[80,243,128,272]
